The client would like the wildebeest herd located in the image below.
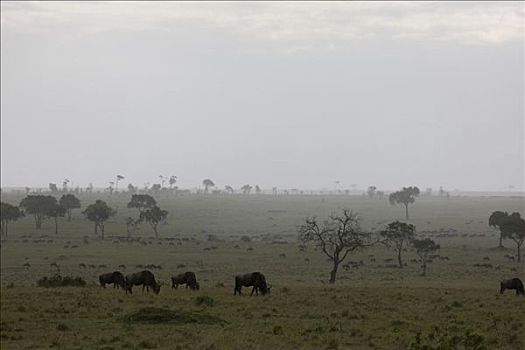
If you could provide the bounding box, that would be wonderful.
[99,270,272,296]
[97,269,521,297]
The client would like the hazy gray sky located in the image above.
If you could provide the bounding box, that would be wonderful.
[1,1,524,191]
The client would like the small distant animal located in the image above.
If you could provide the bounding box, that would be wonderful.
[23,262,31,269]
[78,263,87,268]
[234,272,270,296]
[171,271,199,290]
[99,271,126,289]
[500,278,524,296]
[124,270,160,294]
[118,264,126,269]
[88,264,96,269]
[279,253,287,259]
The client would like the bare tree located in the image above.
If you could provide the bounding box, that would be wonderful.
[298,210,374,284]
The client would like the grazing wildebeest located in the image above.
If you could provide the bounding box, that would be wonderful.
[99,271,126,289]
[500,278,524,296]
[124,270,161,294]
[234,272,269,296]
[171,271,200,290]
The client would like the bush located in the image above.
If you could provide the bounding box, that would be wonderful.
[37,275,86,288]
[123,307,225,325]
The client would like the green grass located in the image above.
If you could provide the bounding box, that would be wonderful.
[1,192,524,349]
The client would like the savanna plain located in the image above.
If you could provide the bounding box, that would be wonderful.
[1,192,524,350]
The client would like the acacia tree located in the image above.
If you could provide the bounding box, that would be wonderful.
[255,185,261,194]
[202,179,215,193]
[140,205,168,239]
[59,194,81,221]
[49,183,59,193]
[83,200,116,239]
[48,204,66,234]
[127,194,156,215]
[367,186,377,199]
[489,211,508,248]
[19,195,57,229]
[500,212,525,262]
[169,176,177,189]
[0,202,23,236]
[298,210,373,284]
[241,184,252,195]
[381,221,415,268]
[412,238,440,276]
[115,175,125,192]
[225,185,234,194]
[389,186,420,220]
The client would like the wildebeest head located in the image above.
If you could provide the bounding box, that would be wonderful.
[153,281,161,294]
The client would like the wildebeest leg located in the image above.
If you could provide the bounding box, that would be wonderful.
[251,286,257,296]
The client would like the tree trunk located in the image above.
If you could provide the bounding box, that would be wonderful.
[94,223,98,235]
[153,224,158,239]
[55,217,58,235]
[101,223,105,240]
[405,204,409,220]
[35,215,42,229]
[329,259,339,284]
[67,209,72,222]
[398,245,403,268]
[421,260,427,276]
[517,242,522,262]
[499,233,503,248]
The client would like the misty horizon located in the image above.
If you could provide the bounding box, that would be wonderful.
[1,2,524,192]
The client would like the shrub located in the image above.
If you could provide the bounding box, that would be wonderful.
[37,275,86,288]
[123,307,225,325]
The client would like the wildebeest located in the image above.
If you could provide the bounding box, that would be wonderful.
[171,271,200,290]
[500,278,524,296]
[99,271,126,289]
[234,272,269,296]
[124,270,161,294]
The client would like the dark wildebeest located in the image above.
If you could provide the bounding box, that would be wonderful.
[99,271,126,289]
[500,278,524,296]
[234,272,269,296]
[124,270,161,294]
[171,271,200,290]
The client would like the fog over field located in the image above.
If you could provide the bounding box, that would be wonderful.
[2,3,525,350]
[1,1,524,192]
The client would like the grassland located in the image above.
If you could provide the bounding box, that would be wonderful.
[1,192,524,349]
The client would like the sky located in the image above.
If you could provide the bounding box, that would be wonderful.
[1,1,524,192]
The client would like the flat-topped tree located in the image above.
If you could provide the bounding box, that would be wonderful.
[59,194,81,222]
[19,195,58,230]
[412,238,440,276]
[489,211,509,248]
[381,221,416,268]
[500,212,525,262]
[127,194,156,215]
[298,209,374,284]
[241,184,252,195]
[389,186,420,220]
[1,202,23,236]
[141,205,168,239]
[202,179,215,194]
[83,200,116,240]
[48,204,66,234]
